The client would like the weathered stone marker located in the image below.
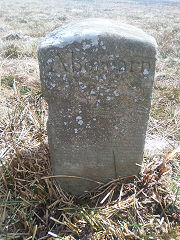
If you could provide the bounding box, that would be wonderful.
[38,19,157,195]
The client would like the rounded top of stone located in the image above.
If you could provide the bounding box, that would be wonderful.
[39,18,157,51]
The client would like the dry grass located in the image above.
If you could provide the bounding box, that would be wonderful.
[0,91,179,239]
[0,92,179,239]
[0,0,180,239]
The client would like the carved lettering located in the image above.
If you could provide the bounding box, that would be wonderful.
[141,62,151,73]
[84,60,99,73]
[117,60,126,72]
[57,55,68,71]
[73,61,82,72]
[51,52,151,76]
[129,61,141,72]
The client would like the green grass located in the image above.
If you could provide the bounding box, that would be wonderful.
[1,75,15,88]
[3,44,22,59]
[20,86,31,94]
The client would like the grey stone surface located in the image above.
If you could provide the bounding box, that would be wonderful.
[38,18,157,195]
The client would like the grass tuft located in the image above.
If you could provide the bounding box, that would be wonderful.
[1,75,15,88]
[3,44,22,59]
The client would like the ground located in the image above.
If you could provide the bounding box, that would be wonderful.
[0,0,179,239]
